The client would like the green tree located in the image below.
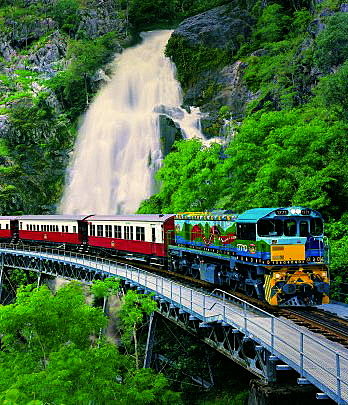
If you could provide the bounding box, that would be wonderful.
[314,13,348,71]
[91,277,121,313]
[120,290,157,369]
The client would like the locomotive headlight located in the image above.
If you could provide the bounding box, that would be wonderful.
[295,209,301,214]
[275,273,281,279]
[290,209,296,214]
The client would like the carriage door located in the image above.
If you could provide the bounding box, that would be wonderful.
[78,221,89,244]
[151,225,157,255]
[11,219,19,238]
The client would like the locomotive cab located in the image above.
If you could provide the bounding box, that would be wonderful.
[254,208,329,306]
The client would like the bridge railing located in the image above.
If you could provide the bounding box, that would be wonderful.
[0,243,347,404]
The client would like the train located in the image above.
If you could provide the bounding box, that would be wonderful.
[0,206,330,307]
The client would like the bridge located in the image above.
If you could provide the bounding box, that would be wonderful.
[0,243,347,404]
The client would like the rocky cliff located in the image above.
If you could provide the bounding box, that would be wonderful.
[0,0,130,213]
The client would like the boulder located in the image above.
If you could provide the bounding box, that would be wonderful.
[173,4,254,52]
[159,115,183,156]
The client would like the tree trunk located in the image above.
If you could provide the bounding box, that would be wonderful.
[133,324,139,369]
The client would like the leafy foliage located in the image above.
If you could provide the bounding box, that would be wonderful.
[313,13,348,72]
[0,282,179,404]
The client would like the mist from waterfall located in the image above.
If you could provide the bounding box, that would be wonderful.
[60,30,206,215]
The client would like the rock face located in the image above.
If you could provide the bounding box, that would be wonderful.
[77,7,127,39]
[9,18,57,46]
[159,115,183,156]
[173,4,254,52]
[28,31,67,75]
[169,4,255,133]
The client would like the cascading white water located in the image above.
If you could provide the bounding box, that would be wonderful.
[60,30,206,215]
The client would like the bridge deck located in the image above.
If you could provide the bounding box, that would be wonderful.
[0,246,347,404]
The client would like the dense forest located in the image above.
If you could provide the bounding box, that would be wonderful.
[0,278,185,404]
[0,3,347,293]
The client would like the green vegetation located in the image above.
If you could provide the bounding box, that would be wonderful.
[0,0,125,214]
[165,35,231,90]
[139,3,348,300]
[0,281,181,404]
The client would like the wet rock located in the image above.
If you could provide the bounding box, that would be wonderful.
[159,115,183,156]
[154,105,185,121]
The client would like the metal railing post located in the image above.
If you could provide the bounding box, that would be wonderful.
[244,301,247,331]
[170,282,173,301]
[336,353,341,399]
[271,317,275,351]
[190,289,193,311]
[203,294,206,318]
[300,332,304,376]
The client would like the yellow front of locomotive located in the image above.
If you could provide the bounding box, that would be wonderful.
[258,208,329,306]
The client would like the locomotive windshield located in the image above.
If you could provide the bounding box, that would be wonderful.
[257,217,323,237]
[257,219,283,236]
[310,218,323,235]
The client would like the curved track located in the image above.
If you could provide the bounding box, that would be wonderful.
[9,243,348,347]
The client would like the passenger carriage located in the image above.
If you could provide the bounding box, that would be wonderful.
[17,215,92,245]
[0,216,18,241]
[87,214,175,261]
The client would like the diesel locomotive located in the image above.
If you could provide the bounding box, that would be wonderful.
[0,206,329,307]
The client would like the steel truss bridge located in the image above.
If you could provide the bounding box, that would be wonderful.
[0,244,347,404]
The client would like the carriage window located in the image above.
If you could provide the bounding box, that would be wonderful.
[152,228,156,243]
[114,225,122,238]
[97,225,103,237]
[257,220,283,237]
[6,224,9,230]
[73,226,76,233]
[125,226,133,240]
[90,225,95,236]
[300,221,309,237]
[284,220,297,236]
[20,222,22,230]
[41,225,44,231]
[310,218,323,236]
[136,226,145,241]
[105,225,112,238]
[237,223,256,240]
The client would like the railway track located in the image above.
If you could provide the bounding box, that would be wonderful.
[112,256,348,347]
[10,243,348,347]
[280,308,348,348]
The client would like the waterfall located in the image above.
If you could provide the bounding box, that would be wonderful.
[60,30,206,215]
